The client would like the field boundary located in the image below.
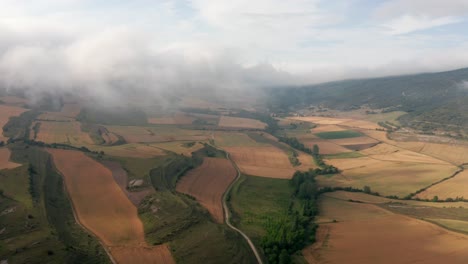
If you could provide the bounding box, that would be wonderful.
[218,146,264,264]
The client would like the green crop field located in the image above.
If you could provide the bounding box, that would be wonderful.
[315,130,363,139]
[229,175,292,241]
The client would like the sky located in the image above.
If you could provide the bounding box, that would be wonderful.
[1,0,468,98]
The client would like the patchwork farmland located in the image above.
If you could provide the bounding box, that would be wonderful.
[176,157,237,223]
[48,149,174,264]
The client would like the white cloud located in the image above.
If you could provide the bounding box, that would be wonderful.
[382,15,463,35]
[0,0,468,98]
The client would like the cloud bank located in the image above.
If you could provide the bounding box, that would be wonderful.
[1,0,468,102]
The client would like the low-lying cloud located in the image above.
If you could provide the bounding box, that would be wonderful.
[0,28,294,105]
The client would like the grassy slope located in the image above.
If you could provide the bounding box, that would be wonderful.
[0,144,110,264]
[269,67,468,133]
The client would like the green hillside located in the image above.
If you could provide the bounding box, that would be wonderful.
[268,67,468,134]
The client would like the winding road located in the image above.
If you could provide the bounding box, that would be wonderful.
[221,151,264,264]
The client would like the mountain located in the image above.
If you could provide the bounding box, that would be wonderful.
[269,67,468,133]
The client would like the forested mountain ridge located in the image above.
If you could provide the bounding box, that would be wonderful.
[268,67,468,133]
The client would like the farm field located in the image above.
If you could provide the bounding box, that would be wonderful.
[320,157,458,197]
[89,143,166,158]
[229,175,292,241]
[225,146,296,179]
[218,116,266,129]
[148,112,195,125]
[289,116,351,125]
[148,141,205,156]
[214,131,269,147]
[315,130,363,139]
[33,121,93,145]
[311,124,346,133]
[0,104,28,142]
[176,157,236,223]
[416,170,468,200]
[305,140,352,154]
[0,95,29,106]
[101,160,154,206]
[106,125,210,143]
[304,194,468,264]
[0,148,21,170]
[48,149,174,264]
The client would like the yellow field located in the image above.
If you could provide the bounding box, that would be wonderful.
[324,190,468,208]
[416,170,468,200]
[429,219,468,233]
[329,136,378,146]
[34,121,93,145]
[289,116,351,125]
[88,143,166,158]
[304,195,468,264]
[214,131,267,147]
[225,146,296,179]
[340,119,381,130]
[320,157,458,196]
[361,143,450,165]
[363,130,468,165]
[413,143,468,165]
[311,125,346,133]
[148,141,205,156]
[218,116,266,129]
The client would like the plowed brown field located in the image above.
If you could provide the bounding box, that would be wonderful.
[176,158,236,223]
[0,148,21,170]
[48,149,174,264]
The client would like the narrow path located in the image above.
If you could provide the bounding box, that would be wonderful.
[221,150,264,264]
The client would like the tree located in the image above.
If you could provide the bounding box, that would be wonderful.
[298,180,316,199]
[432,195,439,202]
[363,185,371,194]
[278,249,290,264]
[312,144,319,155]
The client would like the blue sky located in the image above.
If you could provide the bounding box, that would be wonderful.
[1,0,468,89]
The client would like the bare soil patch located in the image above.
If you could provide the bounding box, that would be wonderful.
[101,160,154,206]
